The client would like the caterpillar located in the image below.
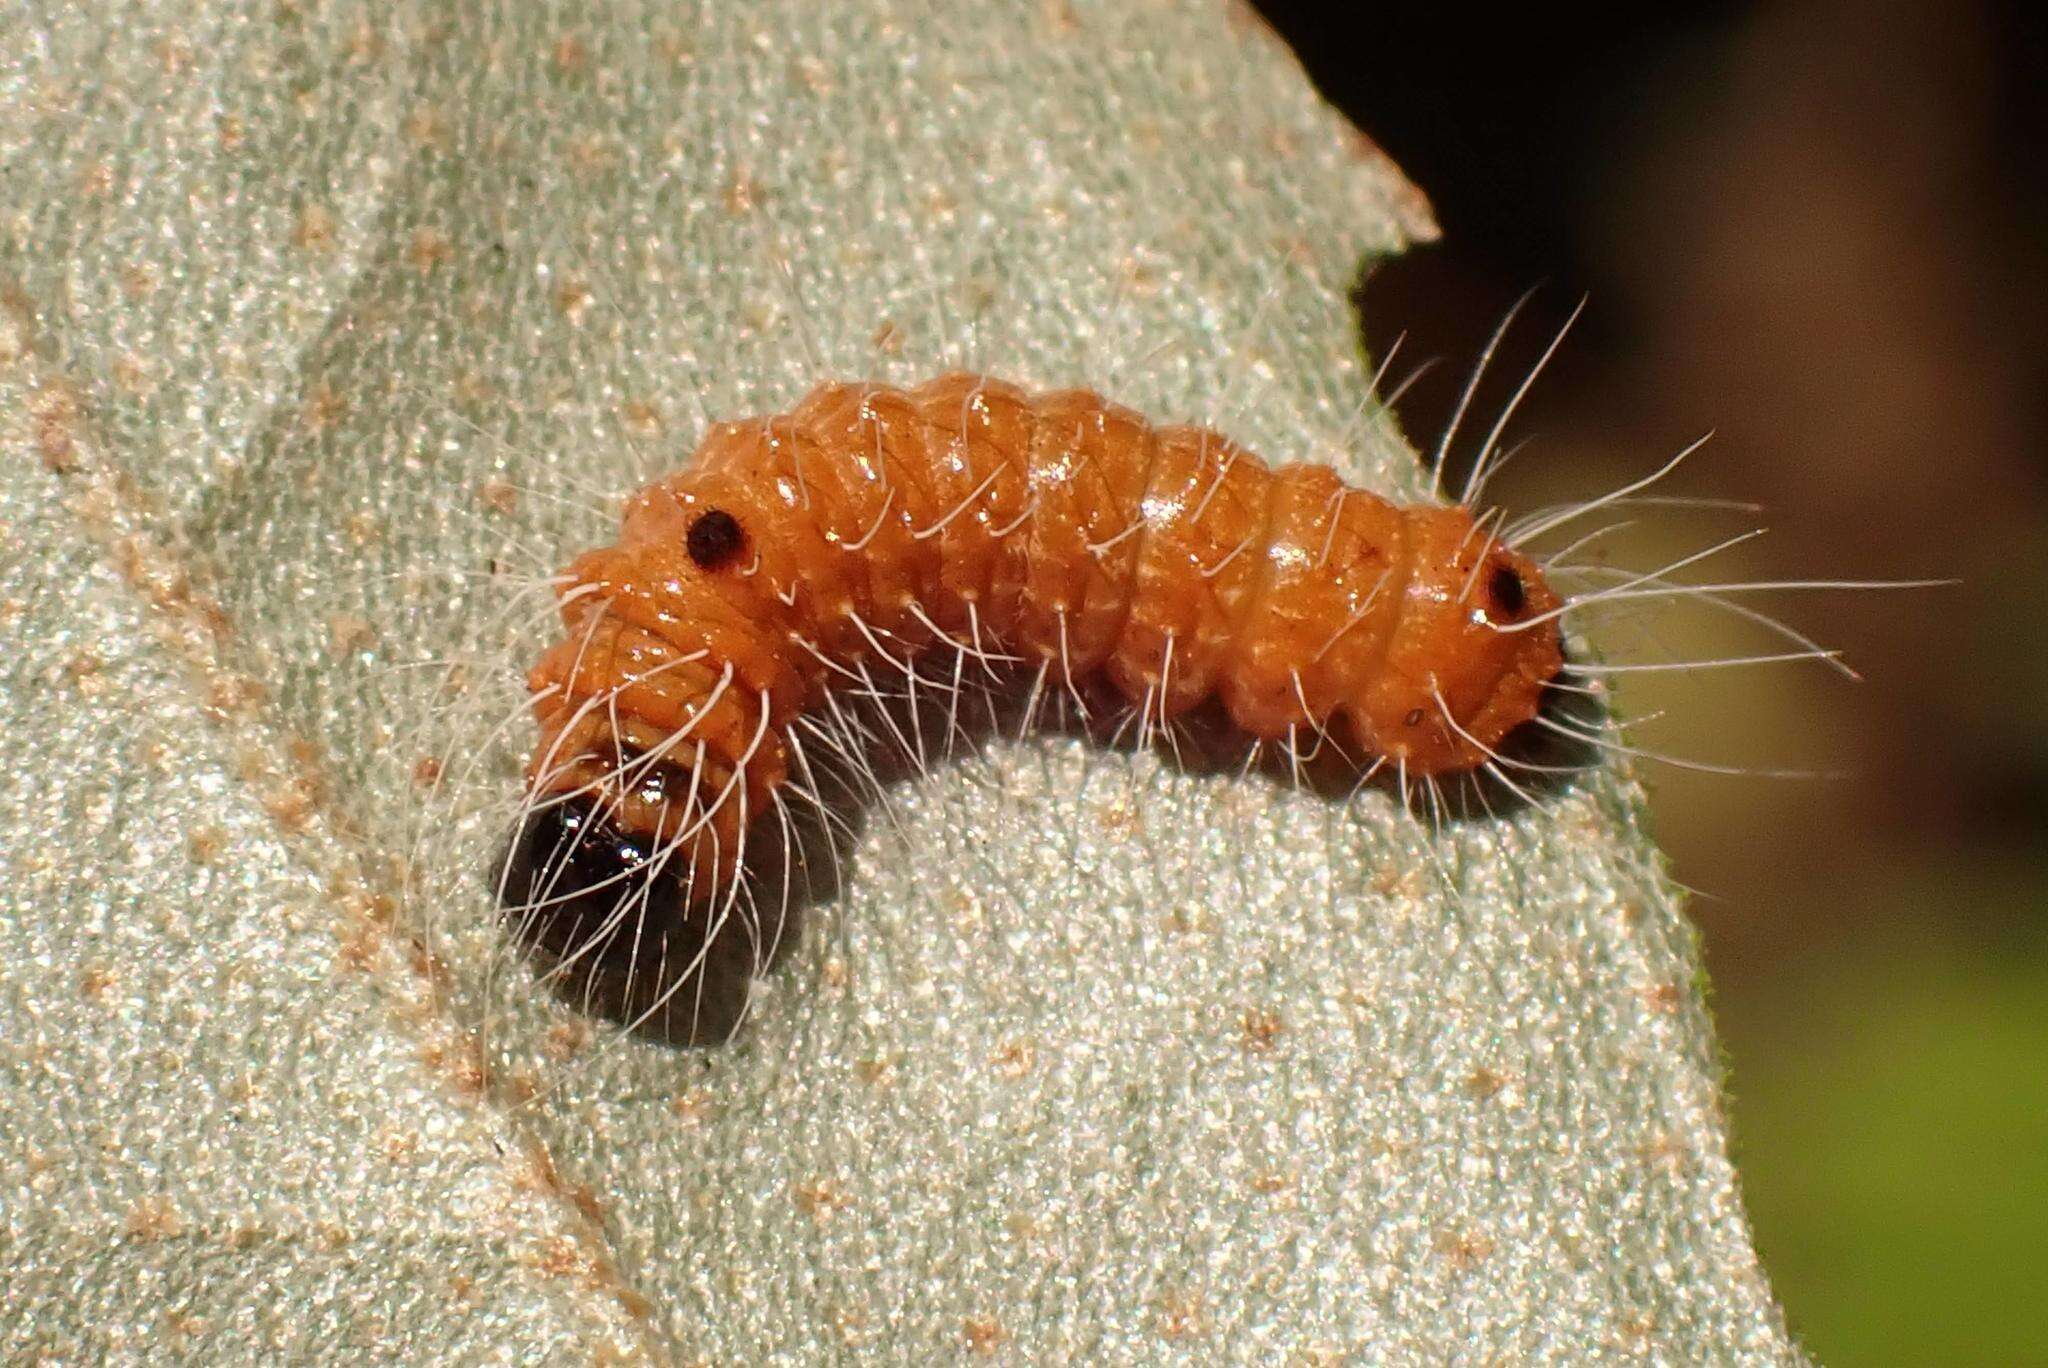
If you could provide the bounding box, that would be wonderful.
[499,372,1567,1038]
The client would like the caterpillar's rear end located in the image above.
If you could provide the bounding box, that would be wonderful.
[499,374,1565,1041]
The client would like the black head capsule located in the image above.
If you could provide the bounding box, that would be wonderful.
[495,786,768,1043]
[497,792,680,969]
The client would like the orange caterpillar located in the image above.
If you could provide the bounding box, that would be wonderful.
[501,374,1564,1028]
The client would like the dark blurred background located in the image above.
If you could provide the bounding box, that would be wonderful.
[1250,2,2047,1361]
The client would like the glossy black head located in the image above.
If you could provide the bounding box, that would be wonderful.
[495,791,776,1044]
[498,792,679,964]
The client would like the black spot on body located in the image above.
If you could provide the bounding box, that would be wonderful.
[1487,563,1526,619]
[686,508,746,571]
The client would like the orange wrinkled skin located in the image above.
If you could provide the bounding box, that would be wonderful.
[525,374,1565,883]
